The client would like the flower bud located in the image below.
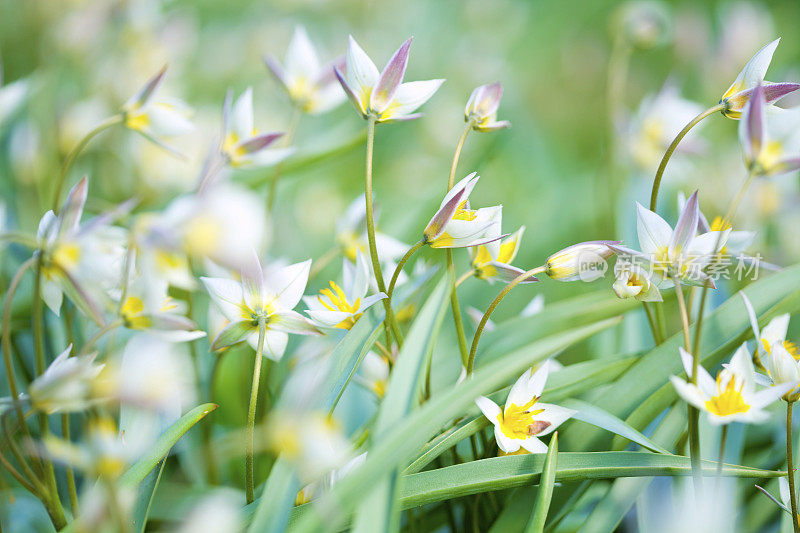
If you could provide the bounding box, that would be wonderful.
[544,241,617,282]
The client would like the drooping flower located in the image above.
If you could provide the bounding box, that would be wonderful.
[544,241,617,282]
[264,26,346,114]
[475,362,575,454]
[610,192,729,288]
[612,261,662,302]
[121,66,194,153]
[738,83,800,177]
[470,226,537,284]
[422,173,502,249]
[719,38,800,119]
[335,36,444,123]
[220,88,293,168]
[304,250,386,330]
[670,344,792,425]
[28,345,104,414]
[741,291,800,401]
[464,83,510,132]
[201,254,320,359]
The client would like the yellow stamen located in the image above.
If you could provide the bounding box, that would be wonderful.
[704,373,750,417]
[497,396,547,440]
[452,200,477,221]
[317,281,361,329]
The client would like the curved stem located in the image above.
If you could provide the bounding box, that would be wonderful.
[245,318,266,504]
[309,246,339,279]
[788,402,800,533]
[78,319,123,356]
[33,255,67,528]
[52,114,122,211]
[673,275,702,493]
[387,240,425,300]
[267,107,302,212]
[649,104,724,211]
[363,116,401,346]
[448,120,473,190]
[448,251,470,368]
[467,266,545,373]
[641,302,661,345]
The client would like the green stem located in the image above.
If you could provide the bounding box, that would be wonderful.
[61,413,79,514]
[642,302,661,345]
[649,104,724,211]
[673,275,702,492]
[789,402,800,533]
[467,265,545,373]
[387,240,425,300]
[78,319,123,356]
[267,106,302,213]
[448,120,473,190]
[455,270,474,288]
[52,114,122,211]
[245,318,266,504]
[33,255,67,528]
[716,424,728,478]
[363,116,401,346]
[448,251,470,368]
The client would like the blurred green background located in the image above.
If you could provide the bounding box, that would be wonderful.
[2,0,800,323]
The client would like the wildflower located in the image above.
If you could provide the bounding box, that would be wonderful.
[335,194,408,263]
[719,38,800,119]
[465,83,510,132]
[610,192,729,288]
[335,36,444,123]
[118,277,205,342]
[221,88,293,168]
[470,226,537,284]
[177,493,242,533]
[304,250,386,330]
[28,345,104,414]
[670,345,792,424]
[738,83,800,177]
[475,362,575,454]
[36,177,131,318]
[628,84,705,171]
[357,351,390,398]
[422,173,502,249]
[266,410,353,482]
[264,26,346,114]
[677,191,755,258]
[121,66,194,152]
[201,254,320,359]
[43,416,131,479]
[612,261,662,302]
[741,292,800,401]
[544,241,617,282]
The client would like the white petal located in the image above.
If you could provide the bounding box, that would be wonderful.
[743,38,780,89]
[286,26,320,80]
[505,368,534,410]
[533,403,575,436]
[739,291,762,342]
[762,314,791,347]
[636,203,673,257]
[231,88,254,140]
[345,36,379,96]
[518,436,548,454]
[475,396,501,422]
[494,425,519,453]
[306,309,352,327]
[381,79,444,121]
[201,277,244,308]
[264,259,311,309]
[670,377,707,411]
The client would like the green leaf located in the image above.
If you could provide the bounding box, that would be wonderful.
[525,432,559,533]
[561,399,670,455]
[120,403,217,487]
[404,417,488,475]
[285,317,621,533]
[247,458,300,533]
[352,275,452,533]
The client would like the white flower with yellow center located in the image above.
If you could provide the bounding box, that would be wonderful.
[610,191,729,288]
[335,36,444,123]
[676,191,756,259]
[118,276,205,342]
[741,291,800,400]
[121,66,194,154]
[43,416,133,480]
[423,173,502,249]
[304,250,386,330]
[356,351,390,399]
[264,26,346,115]
[719,38,800,119]
[475,362,575,454]
[29,345,104,414]
[335,194,408,264]
[612,261,662,302]
[201,254,320,359]
[220,88,293,169]
[738,83,800,177]
[464,83,510,132]
[470,226,537,284]
[670,345,791,425]
[36,177,132,318]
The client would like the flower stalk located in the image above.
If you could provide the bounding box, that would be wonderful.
[387,239,425,299]
[789,401,800,533]
[245,317,267,504]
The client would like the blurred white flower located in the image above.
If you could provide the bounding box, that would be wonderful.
[296,452,367,505]
[738,84,800,177]
[177,492,243,533]
[265,26,346,114]
[464,83,510,132]
[118,275,205,342]
[28,345,104,414]
[221,88,292,168]
[335,194,408,264]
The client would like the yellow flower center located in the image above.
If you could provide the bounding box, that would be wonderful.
[452,200,477,221]
[497,396,547,440]
[318,281,361,329]
[704,374,750,417]
[121,296,151,329]
[125,111,150,132]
